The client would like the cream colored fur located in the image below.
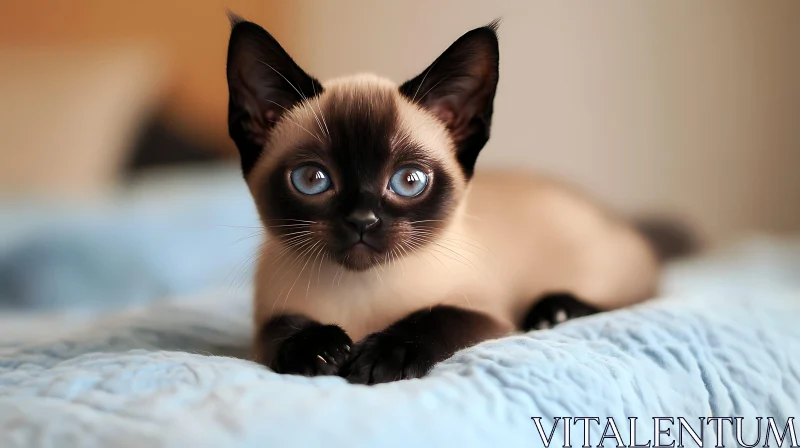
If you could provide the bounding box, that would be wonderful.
[249,75,659,346]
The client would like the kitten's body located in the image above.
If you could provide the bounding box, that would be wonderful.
[226,17,659,383]
[255,164,658,344]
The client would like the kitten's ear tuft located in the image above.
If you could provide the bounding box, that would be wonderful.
[226,10,245,28]
[400,22,500,179]
[226,17,322,176]
[486,18,502,33]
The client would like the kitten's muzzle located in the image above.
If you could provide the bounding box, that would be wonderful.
[345,209,380,233]
[338,209,385,265]
[337,210,384,270]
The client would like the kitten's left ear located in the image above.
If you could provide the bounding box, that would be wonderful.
[400,21,500,178]
[226,12,322,176]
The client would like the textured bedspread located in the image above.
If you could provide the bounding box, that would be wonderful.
[1,165,798,447]
[1,239,799,447]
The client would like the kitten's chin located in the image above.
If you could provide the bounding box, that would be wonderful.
[340,242,383,271]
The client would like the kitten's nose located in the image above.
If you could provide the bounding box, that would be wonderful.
[346,209,380,233]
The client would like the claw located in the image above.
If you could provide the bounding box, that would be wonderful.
[316,354,328,364]
[322,351,338,365]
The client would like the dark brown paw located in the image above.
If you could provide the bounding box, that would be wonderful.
[271,324,353,377]
[341,331,435,385]
[523,293,600,331]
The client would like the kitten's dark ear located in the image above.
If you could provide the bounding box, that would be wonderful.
[400,21,500,178]
[226,13,322,176]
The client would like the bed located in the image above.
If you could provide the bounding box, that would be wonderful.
[1,164,798,447]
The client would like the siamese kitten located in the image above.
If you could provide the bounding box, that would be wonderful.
[225,15,659,384]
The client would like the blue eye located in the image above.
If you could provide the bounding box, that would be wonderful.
[290,165,331,195]
[389,167,429,197]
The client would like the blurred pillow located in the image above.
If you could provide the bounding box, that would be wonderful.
[0,162,259,311]
[0,45,166,196]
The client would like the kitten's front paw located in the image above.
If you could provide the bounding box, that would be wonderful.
[271,324,353,377]
[523,293,599,331]
[341,332,434,385]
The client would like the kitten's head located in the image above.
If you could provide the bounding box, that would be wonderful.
[226,14,499,271]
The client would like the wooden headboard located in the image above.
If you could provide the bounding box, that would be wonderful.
[0,0,292,157]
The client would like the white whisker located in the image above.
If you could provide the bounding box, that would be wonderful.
[254,57,327,139]
[270,241,319,312]
[229,231,265,246]
[408,241,449,272]
[462,293,473,310]
[337,255,349,286]
[407,235,477,271]
[306,245,324,299]
[333,258,345,287]
[311,80,331,139]
[263,223,315,229]
[267,238,315,289]
[410,60,439,104]
[317,251,326,287]
[400,241,427,267]
[417,75,451,103]
[263,219,318,223]
[280,240,321,313]
[264,100,323,143]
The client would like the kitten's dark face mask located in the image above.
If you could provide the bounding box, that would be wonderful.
[225,14,499,271]
[260,87,459,271]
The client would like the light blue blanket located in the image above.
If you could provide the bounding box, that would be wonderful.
[1,165,799,447]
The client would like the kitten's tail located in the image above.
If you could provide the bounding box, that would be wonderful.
[633,216,703,261]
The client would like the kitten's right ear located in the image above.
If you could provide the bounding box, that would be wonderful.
[400,21,500,179]
[226,14,322,176]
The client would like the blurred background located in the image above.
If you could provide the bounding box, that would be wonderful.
[0,1,798,316]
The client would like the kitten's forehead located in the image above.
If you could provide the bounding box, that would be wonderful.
[322,74,455,162]
[324,73,398,93]
[248,74,463,196]
[324,76,399,183]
